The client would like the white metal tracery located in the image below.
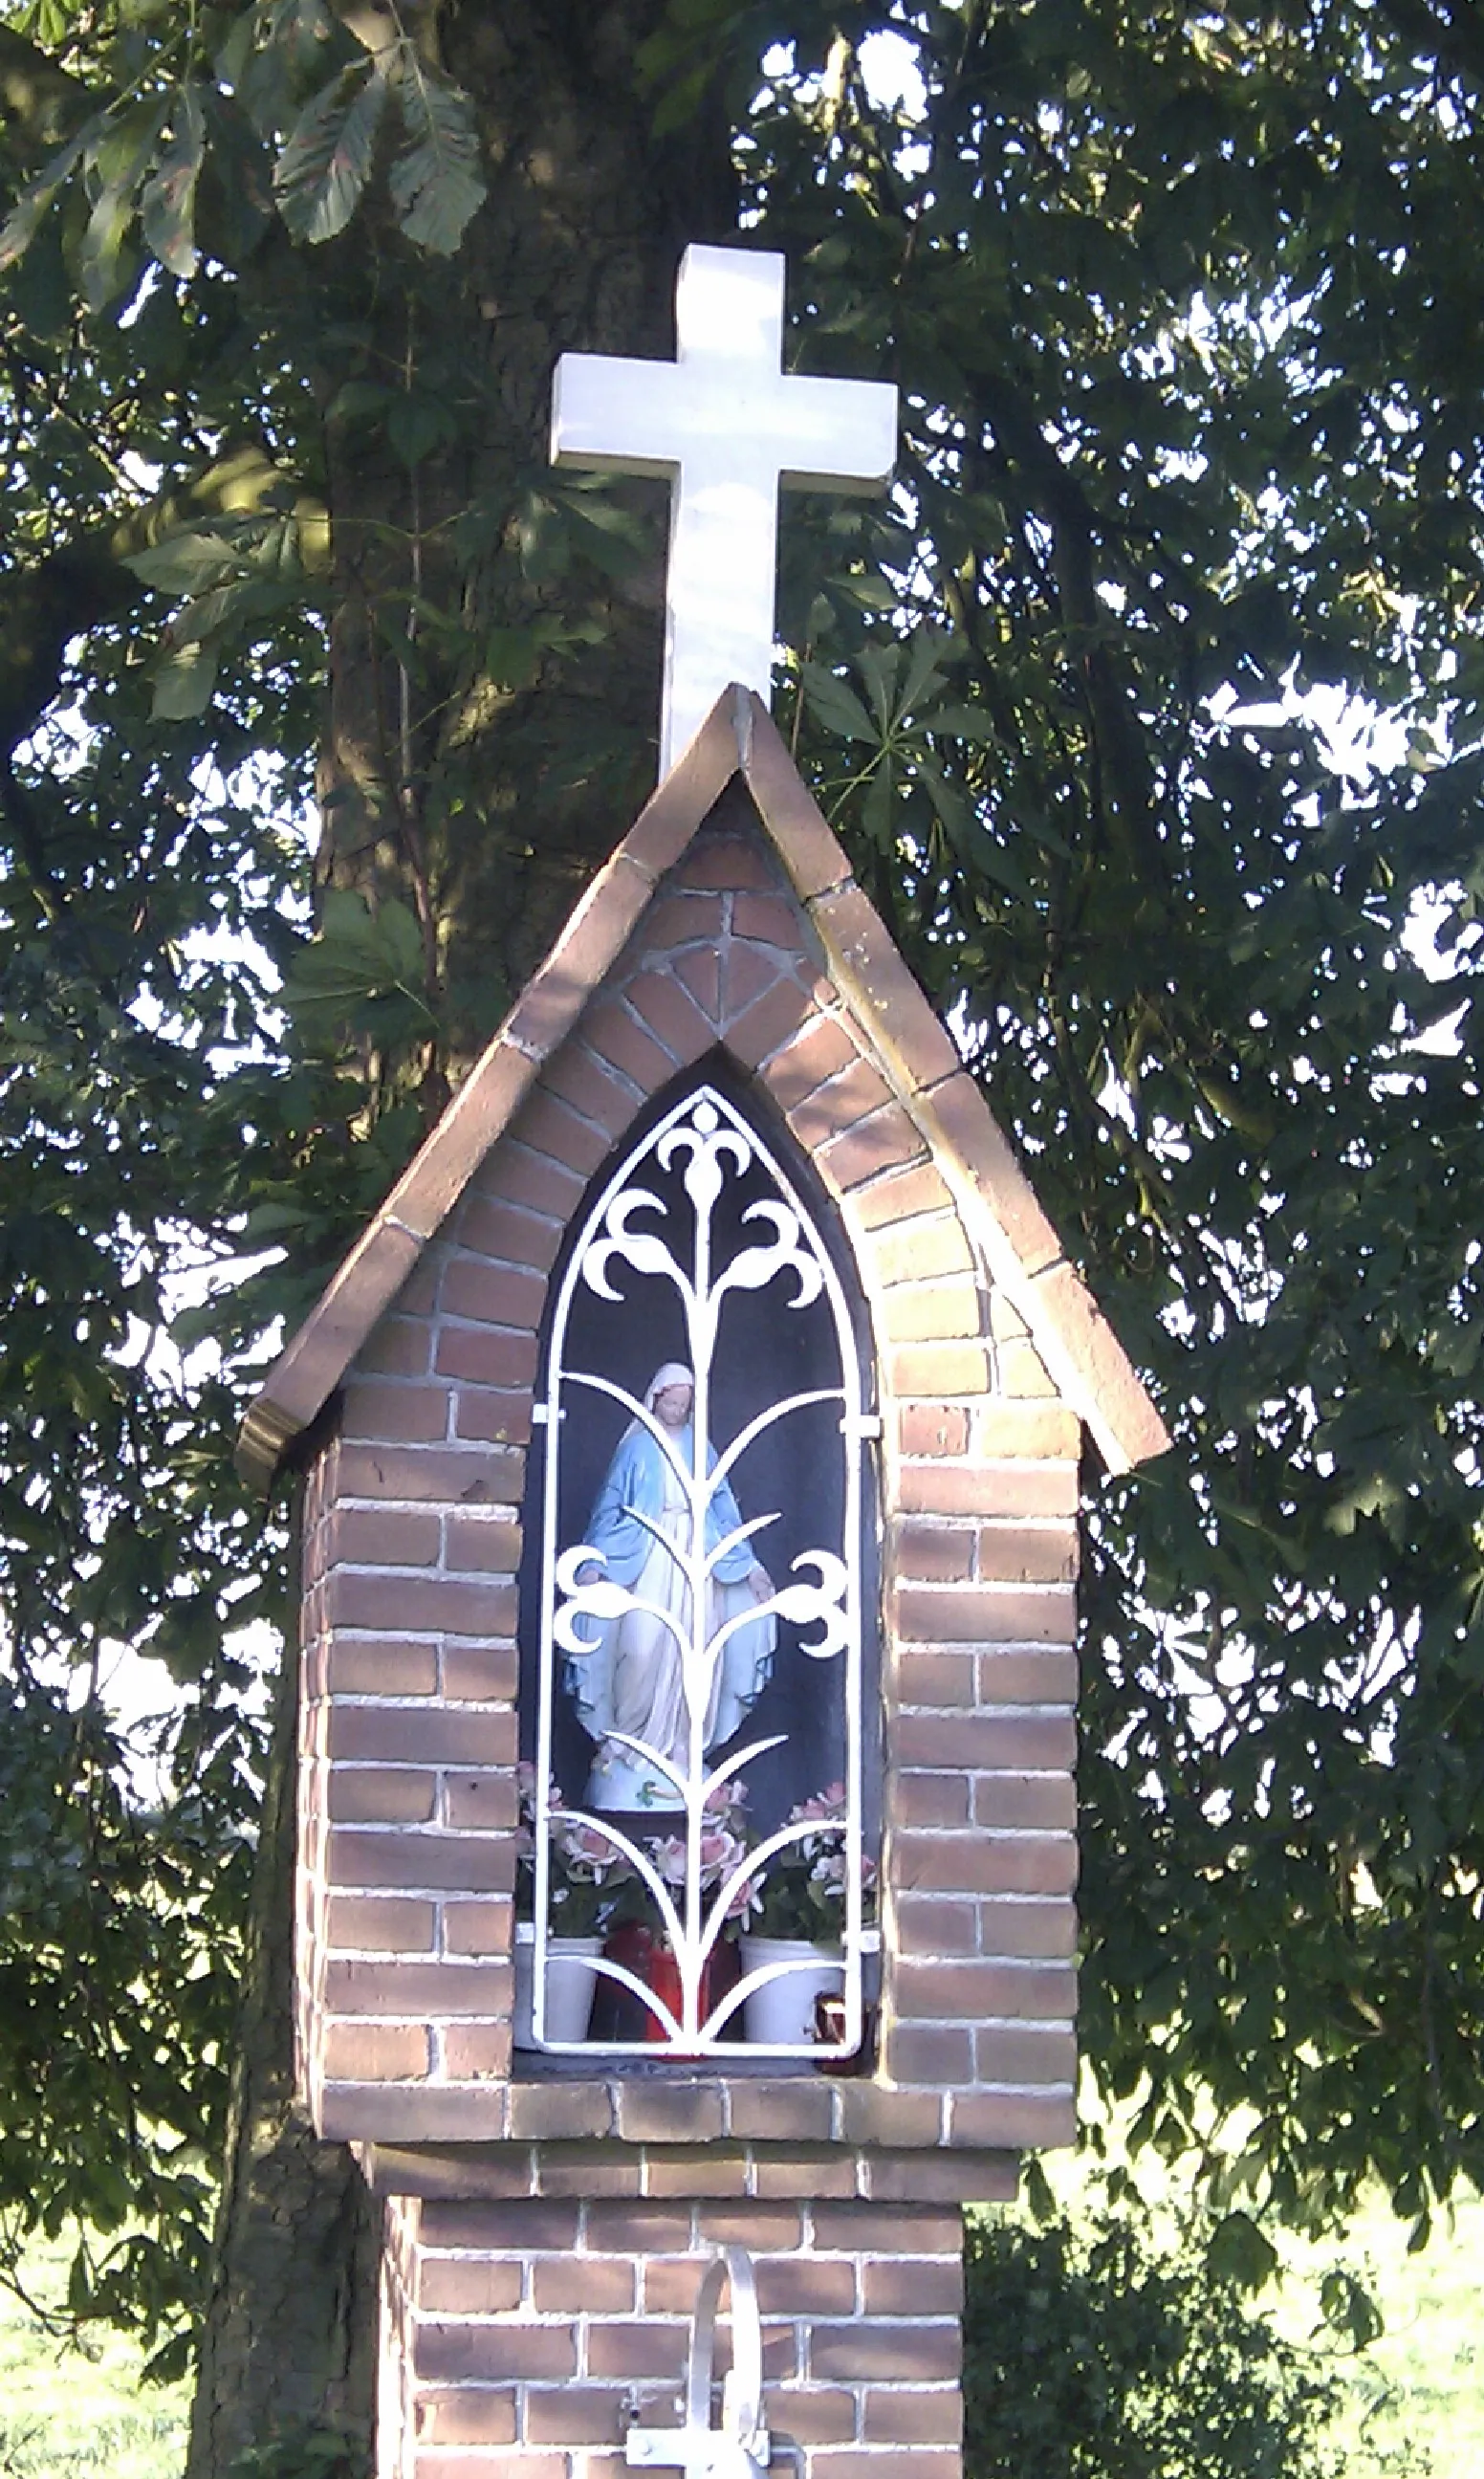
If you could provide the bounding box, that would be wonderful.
[533,1083,868,2057]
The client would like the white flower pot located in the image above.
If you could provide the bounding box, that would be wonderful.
[513,1927,602,2048]
[738,1935,843,2048]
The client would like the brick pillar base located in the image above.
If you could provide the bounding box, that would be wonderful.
[379,2195,965,2479]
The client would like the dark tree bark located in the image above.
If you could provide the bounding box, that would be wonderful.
[186,11,735,2470]
[186,1518,382,2479]
[315,1,738,1041]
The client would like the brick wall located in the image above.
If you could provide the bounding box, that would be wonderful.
[379,2194,969,2479]
[296,1420,521,2137]
[295,787,1081,2153]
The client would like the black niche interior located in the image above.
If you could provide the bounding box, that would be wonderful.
[516,1056,880,1846]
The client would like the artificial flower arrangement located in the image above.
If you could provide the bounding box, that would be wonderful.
[741,1782,879,1946]
[514,1761,632,1939]
[599,1775,753,1927]
[515,1767,874,1951]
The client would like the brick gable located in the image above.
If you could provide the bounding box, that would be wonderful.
[290,792,1090,2161]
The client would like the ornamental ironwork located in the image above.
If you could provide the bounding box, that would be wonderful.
[529,1081,870,2058]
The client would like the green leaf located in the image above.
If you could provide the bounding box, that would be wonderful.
[150,644,219,719]
[802,663,879,744]
[212,9,258,91]
[862,756,895,847]
[327,377,395,423]
[1318,2266,1384,2351]
[76,99,167,311]
[385,390,460,469]
[151,1591,222,1685]
[121,530,240,595]
[1020,2155,1056,2225]
[273,0,336,73]
[170,573,289,647]
[913,744,959,818]
[928,702,1003,745]
[279,890,434,1045]
[0,112,104,275]
[273,61,388,246]
[1205,2211,1279,2293]
[66,2246,93,2315]
[899,625,952,717]
[386,56,486,254]
[140,82,206,279]
[856,640,902,733]
[513,491,571,583]
[483,625,540,691]
[968,824,1031,898]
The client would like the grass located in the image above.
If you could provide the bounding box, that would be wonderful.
[0,2244,188,2479]
[0,2190,1478,2475]
[1006,2134,1484,2479]
[1282,2184,1484,2477]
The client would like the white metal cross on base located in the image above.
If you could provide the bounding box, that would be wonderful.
[550,244,898,779]
[625,2248,771,2479]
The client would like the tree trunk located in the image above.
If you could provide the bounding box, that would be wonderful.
[186,1513,381,2479]
[187,11,735,2469]
[315,1,738,1042]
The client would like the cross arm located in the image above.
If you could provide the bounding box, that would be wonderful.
[775,372,898,494]
[551,353,686,480]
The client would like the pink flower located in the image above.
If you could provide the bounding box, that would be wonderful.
[517,1762,569,1820]
[644,1825,746,1893]
[789,1783,848,1830]
[726,1866,765,1922]
[558,1819,621,1876]
[698,1826,743,1882]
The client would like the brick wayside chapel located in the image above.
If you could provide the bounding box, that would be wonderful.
[239,687,1168,2479]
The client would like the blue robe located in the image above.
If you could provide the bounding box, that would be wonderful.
[563,1419,775,1810]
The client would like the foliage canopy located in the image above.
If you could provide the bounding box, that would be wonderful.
[3,0,1484,2364]
[962,2198,1419,2479]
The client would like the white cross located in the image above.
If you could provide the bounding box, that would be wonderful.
[625,2249,770,2479]
[550,244,898,779]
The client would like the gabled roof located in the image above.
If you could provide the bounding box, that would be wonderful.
[238,687,1169,1492]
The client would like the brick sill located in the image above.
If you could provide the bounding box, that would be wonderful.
[514,2051,843,2081]
[356,2128,1022,2206]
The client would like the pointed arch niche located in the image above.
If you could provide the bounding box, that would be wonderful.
[516,1057,881,2062]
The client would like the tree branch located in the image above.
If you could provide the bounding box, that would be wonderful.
[0,542,133,763]
[0,751,65,920]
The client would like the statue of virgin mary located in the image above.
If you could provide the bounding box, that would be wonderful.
[562,1363,776,1811]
